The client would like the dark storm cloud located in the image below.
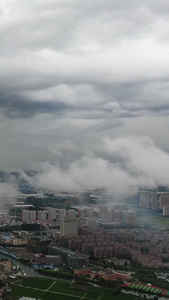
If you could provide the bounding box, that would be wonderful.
[0,0,169,119]
[0,0,169,197]
[0,94,68,118]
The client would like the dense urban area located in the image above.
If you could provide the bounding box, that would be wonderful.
[0,178,168,299]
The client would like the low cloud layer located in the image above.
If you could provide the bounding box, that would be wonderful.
[0,183,19,203]
[24,136,169,197]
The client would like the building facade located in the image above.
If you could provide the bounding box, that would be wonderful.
[60,218,78,237]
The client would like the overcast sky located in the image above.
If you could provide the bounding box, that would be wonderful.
[1,0,169,196]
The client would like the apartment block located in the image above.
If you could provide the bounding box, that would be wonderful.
[163,205,169,216]
[99,205,108,220]
[126,210,137,226]
[140,192,151,208]
[60,218,78,237]
[159,194,169,210]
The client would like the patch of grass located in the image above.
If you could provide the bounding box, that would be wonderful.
[22,277,54,289]
[50,280,85,296]
[11,277,136,300]
[11,285,42,299]
[85,288,101,299]
[41,291,76,300]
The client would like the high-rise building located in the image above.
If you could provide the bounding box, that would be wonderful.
[21,210,36,222]
[29,210,36,221]
[159,194,169,210]
[152,193,159,210]
[99,205,108,220]
[48,209,57,221]
[140,191,160,210]
[108,208,115,222]
[140,192,151,208]
[67,209,76,218]
[163,205,169,216]
[126,210,136,226]
[60,218,78,237]
[58,209,66,219]
[116,210,123,224]
[37,210,47,221]
[78,208,93,219]
[21,210,30,222]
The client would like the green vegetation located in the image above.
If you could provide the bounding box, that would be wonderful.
[37,268,74,279]
[20,277,54,290]
[135,268,169,289]
[25,196,75,209]
[89,257,132,271]
[11,286,41,299]
[138,215,169,227]
[20,257,32,266]
[10,277,136,300]
[37,268,122,288]
[111,286,121,295]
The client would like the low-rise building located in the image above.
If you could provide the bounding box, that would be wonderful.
[74,269,91,276]
[33,254,62,265]
[48,246,89,268]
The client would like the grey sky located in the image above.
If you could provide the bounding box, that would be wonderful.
[1,0,169,195]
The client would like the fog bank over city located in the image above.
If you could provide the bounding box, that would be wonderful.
[0,183,19,203]
[0,0,169,196]
[18,135,169,197]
